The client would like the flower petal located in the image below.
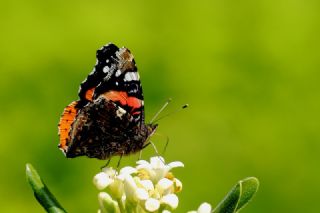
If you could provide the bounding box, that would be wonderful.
[156,178,173,194]
[161,194,179,209]
[136,188,149,200]
[140,179,155,191]
[93,172,113,190]
[168,161,184,169]
[102,167,117,177]
[145,198,160,212]
[150,156,165,168]
[124,175,138,203]
[136,160,150,166]
[136,163,153,171]
[120,166,137,176]
[117,167,137,181]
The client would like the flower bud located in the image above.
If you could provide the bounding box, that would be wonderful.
[98,192,119,213]
[197,202,212,213]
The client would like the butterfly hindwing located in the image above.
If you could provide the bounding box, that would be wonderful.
[58,101,79,152]
[66,97,149,159]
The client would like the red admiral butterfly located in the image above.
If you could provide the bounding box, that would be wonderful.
[58,43,158,160]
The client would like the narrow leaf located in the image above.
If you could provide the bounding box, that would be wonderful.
[235,177,259,212]
[213,177,259,213]
[26,163,67,213]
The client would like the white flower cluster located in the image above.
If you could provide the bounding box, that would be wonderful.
[93,156,184,213]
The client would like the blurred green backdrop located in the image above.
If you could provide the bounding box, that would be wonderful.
[1,0,319,212]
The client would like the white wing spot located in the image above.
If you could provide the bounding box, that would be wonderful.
[124,72,139,82]
[103,66,110,73]
[116,107,126,119]
[115,69,122,77]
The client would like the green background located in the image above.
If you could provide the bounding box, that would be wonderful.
[1,0,319,212]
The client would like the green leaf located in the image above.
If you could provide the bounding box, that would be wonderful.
[213,177,259,213]
[26,163,67,213]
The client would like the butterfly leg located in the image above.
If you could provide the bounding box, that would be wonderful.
[142,142,151,149]
[117,153,123,168]
[100,158,111,170]
[138,150,142,160]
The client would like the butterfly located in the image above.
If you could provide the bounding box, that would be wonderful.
[58,43,158,160]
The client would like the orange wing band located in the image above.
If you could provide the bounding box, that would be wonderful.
[103,91,142,111]
[58,101,78,152]
[85,87,95,101]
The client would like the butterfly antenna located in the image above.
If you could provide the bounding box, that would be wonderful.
[162,136,169,155]
[152,104,189,123]
[149,98,172,124]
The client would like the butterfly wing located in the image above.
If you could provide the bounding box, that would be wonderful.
[66,97,149,159]
[78,43,119,103]
[78,43,145,123]
[58,44,120,151]
[58,101,79,152]
[58,43,151,159]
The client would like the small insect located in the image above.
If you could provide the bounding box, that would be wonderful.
[58,43,158,160]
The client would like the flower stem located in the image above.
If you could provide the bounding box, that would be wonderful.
[117,198,126,213]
